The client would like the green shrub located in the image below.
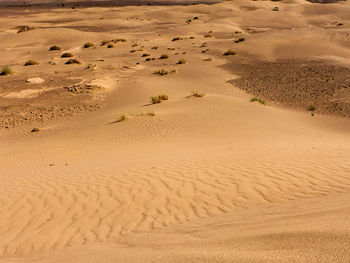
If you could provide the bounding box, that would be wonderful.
[0,66,14,75]
[250,97,265,105]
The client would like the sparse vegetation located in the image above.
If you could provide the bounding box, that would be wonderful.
[308,105,316,111]
[177,59,187,64]
[159,54,169,59]
[250,97,266,105]
[86,64,96,70]
[188,91,205,98]
[151,94,168,104]
[204,33,212,38]
[17,25,36,33]
[142,53,150,57]
[172,37,183,41]
[151,46,159,50]
[223,49,237,56]
[153,69,176,76]
[24,60,39,66]
[83,42,94,48]
[145,57,155,61]
[0,66,14,75]
[204,57,212,61]
[234,37,245,43]
[116,114,128,122]
[107,44,114,48]
[65,59,81,65]
[61,52,74,58]
[31,127,40,133]
[49,45,62,51]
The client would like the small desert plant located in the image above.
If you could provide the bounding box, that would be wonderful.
[31,127,40,133]
[111,38,127,43]
[159,54,169,59]
[308,105,316,111]
[116,114,128,122]
[86,64,96,70]
[83,42,94,48]
[177,59,187,64]
[17,25,35,33]
[49,45,61,51]
[0,66,14,75]
[145,57,155,61]
[150,94,168,104]
[61,52,74,58]
[172,37,183,41]
[151,46,159,50]
[107,44,114,48]
[234,37,245,43]
[65,59,81,65]
[101,40,110,46]
[24,60,39,66]
[131,43,138,47]
[153,69,176,76]
[250,97,265,105]
[204,33,212,38]
[142,53,150,57]
[188,91,205,98]
[223,49,237,56]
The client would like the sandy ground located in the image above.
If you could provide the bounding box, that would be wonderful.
[1,0,350,262]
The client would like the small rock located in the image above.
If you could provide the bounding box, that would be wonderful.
[26,78,45,84]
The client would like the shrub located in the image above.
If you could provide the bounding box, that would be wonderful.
[0,66,14,75]
[172,37,183,41]
[142,53,150,57]
[101,40,110,46]
[61,52,74,58]
[49,45,61,51]
[159,94,168,100]
[24,60,39,66]
[65,59,81,65]
[234,37,245,43]
[151,96,162,104]
[17,25,35,33]
[188,91,205,98]
[31,127,40,133]
[151,46,159,50]
[159,54,169,59]
[145,58,155,61]
[177,59,187,64]
[107,44,114,48]
[250,97,265,105]
[116,114,128,122]
[83,42,94,48]
[111,38,127,43]
[154,69,169,75]
[308,105,316,111]
[204,33,212,38]
[223,49,237,56]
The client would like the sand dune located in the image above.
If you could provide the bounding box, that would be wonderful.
[0,0,350,262]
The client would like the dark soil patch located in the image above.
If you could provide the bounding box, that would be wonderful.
[228,60,350,118]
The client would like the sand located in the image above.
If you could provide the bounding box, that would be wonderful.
[1,0,350,262]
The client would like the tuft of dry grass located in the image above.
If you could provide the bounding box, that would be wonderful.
[188,91,205,98]
[308,105,316,111]
[49,45,61,51]
[24,60,39,66]
[83,42,94,48]
[0,66,14,76]
[116,114,128,122]
[250,97,265,105]
[61,52,74,58]
[223,49,237,56]
[150,94,168,104]
[17,25,35,33]
[159,54,169,59]
[172,37,183,41]
[65,59,81,65]
[153,69,176,76]
[177,59,187,64]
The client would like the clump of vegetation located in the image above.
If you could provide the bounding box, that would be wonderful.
[86,64,96,70]
[151,46,159,50]
[107,44,114,48]
[159,54,169,59]
[31,127,40,133]
[83,42,94,48]
[223,49,237,56]
[49,45,62,51]
[250,97,265,105]
[204,33,212,38]
[234,37,245,43]
[65,59,81,65]
[116,114,128,122]
[17,25,36,33]
[61,52,74,58]
[131,43,138,47]
[112,38,127,43]
[101,40,111,46]
[151,94,168,104]
[153,69,176,76]
[177,59,187,64]
[0,66,14,75]
[308,105,316,111]
[24,60,39,66]
[172,37,183,41]
[142,53,150,57]
[188,91,205,98]
[145,57,155,62]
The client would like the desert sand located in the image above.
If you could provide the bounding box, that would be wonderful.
[0,0,350,262]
